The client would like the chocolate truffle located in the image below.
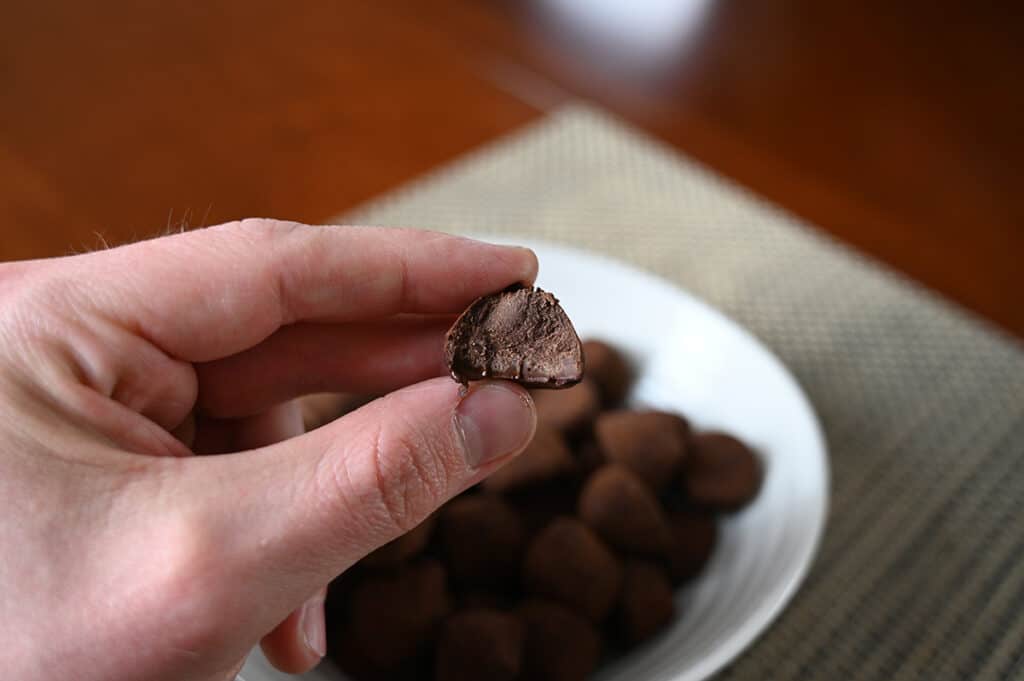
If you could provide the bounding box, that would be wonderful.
[361,513,436,569]
[445,285,584,388]
[578,464,673,556]
[518,600,602,681]
[582,339,632,405]
[344,559,451,669]
[329,628,427,681]
[684,433,763,510]
[483,426,576,493]
[616,561,675,645]
[522,517,623,621]
[439,494,526,588]
[575,438,607,478]
[664,509,718,584]
[456,589,510,611]
[435,609,524,681]
[503,478,579,538]
[531,379,601,436]
[594,410,688,492]
[324,566,363,640]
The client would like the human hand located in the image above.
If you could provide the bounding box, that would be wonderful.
[0,220,538,681]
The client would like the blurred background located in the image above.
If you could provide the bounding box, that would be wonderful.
[1,1,1021,336]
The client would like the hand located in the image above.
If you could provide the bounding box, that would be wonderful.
[0,220,538,681]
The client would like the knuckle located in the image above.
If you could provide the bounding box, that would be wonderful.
[370,418,450,534]
[225,217,306,242]
[311,401,468,557]
[324,411,454,538]
[221,219,325,325]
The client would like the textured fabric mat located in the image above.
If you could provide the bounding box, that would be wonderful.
[333,106,1024,681]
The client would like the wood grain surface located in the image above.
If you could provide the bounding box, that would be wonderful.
[2,1,1021,336]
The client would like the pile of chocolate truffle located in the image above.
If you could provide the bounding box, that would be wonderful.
[324,340,763,681]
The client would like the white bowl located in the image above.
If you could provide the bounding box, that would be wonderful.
[241,238,829,681]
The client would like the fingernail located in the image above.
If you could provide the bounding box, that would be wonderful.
[510,246,539,284]
[299,595,326,659]
[456,382,536,468]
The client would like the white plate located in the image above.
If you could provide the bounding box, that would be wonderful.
[242,238,829,681]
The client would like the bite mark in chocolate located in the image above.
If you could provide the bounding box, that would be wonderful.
[445,286,584,388]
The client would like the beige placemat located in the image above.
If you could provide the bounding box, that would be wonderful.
[333,105,1024,681]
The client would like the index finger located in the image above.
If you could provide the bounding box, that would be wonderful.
[75,220,537,362]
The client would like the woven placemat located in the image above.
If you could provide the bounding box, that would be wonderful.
[333,105,1024,681]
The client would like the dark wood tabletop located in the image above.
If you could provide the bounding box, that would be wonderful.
[2,1,1021,337]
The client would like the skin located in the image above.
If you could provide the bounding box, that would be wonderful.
[0,220,539,681]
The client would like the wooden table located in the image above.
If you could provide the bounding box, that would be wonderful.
[2,1,1021,337]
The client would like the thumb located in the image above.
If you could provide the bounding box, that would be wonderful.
[171,377,534,634]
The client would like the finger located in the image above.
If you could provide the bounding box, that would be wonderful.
[260,586,327,674]
[44,303,198,432]
[196,316,452,419]
[171,410,197,449]
[173,377,535,626]
[74,220,537,362]
[61,382,194,457]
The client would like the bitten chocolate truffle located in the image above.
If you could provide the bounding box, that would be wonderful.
[518,600,602,681]
[594,410,688,492]
[483,426,576,493]
[684,433,763,510]
[582,339,632,405]
[361,514,436,569]
[435,609,524,681]
[522,517,623,621]
[345,559,451,669]
[531,379,601,436]
[439,495,526,588]
[445,285,584,388]
[665,509,718,585]
[578,464,673,556]
[616,561,675,645]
